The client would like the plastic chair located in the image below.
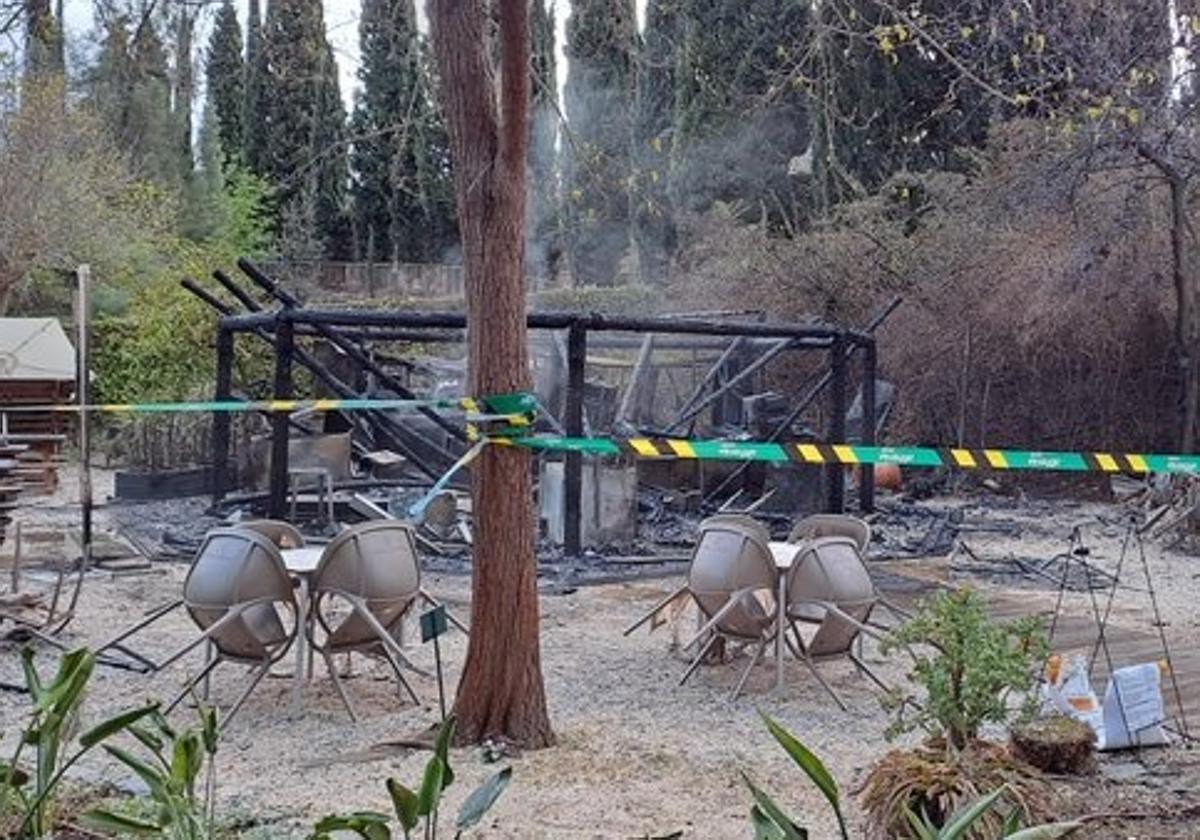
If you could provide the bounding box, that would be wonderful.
[627,514,778,699]
[308,521,466,720]
[783,535,888,710]
[156,529,299,728]
[787,514,871,552]
[234,519,306,549]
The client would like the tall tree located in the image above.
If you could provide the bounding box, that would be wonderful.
[173,7,197,179]
[526,0,559,282]
[350,0,456,262]
[90,13,179,188]
[24,0,63,83]
[631,0,677,283]
[206,0,244,166]
[242,0,268,173]
[563,0,636,285]
[260,0,348,256]
[673,0,810,227]
[429,0,553,748]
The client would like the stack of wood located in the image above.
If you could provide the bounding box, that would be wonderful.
[0,318,74,498]
[1112,473,1200,546]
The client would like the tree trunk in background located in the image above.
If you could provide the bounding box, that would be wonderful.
[429,0,553,748]
[1168,175,1199,453]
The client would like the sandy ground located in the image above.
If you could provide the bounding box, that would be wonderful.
[2,471,1199,838]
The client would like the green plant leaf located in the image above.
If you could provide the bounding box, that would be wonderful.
[1001,809,1022,836]
[199,706,219,755]
[80,703,159,748]
[434,716,457,761]
[36,648,94,715]
[20,647,44,701]
[939,787,1007,839]
[741,772,807,840]
[127,723,165,756]
[311,811,392,840]
[751,805,789,840]
[455,766,512,831]
[416,755,446,817]
[386,778,420,832]
[170,730,204,795]
[759,712,840,811]
[103,744,168,798]
[1005,823,1084,839]
[80,808,165,835]
[902,805,938,840]
[0,761,29,787]
[434,716,457,789]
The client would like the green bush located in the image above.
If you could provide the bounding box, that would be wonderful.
[881,589,1049,751]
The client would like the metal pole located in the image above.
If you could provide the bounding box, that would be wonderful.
[269,315,293,519]
[827,333,846,513]
[564,322,586,556]
[212,327,233,505]
[67,265,91,619]
[860,339,877,513]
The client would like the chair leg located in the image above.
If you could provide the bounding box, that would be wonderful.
[221,661,272,731]
[789,623,847,711]
[94,599,184,662]
[165,655,222,715]
[322,647,357,722]
[849,651,890,693]
[419,589,470,634]
[681,597,742,651]
[624,586,688,636]
[732,638,769,701]
[379,642,420,705]
[679,634,719,686]
[349,600,432,678]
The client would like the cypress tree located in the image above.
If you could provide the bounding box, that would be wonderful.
[24,0,63,83]
[673,0,809,225]
[243,0,268,174]
[631,0,678,283]
[527,0,559,281]
[260,0,349,257]
[173,10,196,179]
[351,0,418,262]
[90,15,179,188]
[563,0,636,286]
[350,0,456,263]
[206,0,244,166]
[812,0,993,202]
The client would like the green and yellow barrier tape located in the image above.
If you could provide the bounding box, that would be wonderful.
[3,392,1196,475]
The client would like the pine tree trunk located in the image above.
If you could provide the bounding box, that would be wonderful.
[430,0,554,749]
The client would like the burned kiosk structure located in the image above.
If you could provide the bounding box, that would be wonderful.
[192,261,883,557]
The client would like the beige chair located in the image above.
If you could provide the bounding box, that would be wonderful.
[235,519,305,549]
[787,513,871,552]
[158,529,299,728]
[784,535,888,709]
[308,521,466,720]
[626,514,779,699]
[788,512,908,626]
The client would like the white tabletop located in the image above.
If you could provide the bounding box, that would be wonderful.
[768,541,802,570]
[282,546,324,575]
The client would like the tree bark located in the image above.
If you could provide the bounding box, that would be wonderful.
[430,0,553,748]
[1139,144,1199,452]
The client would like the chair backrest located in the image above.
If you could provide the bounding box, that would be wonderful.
[689,515,777,639]
[184,529,295,661]
[235,519,305,549]
[786,535,876,644]
[313,521,421,648]
[787,514,871,552]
